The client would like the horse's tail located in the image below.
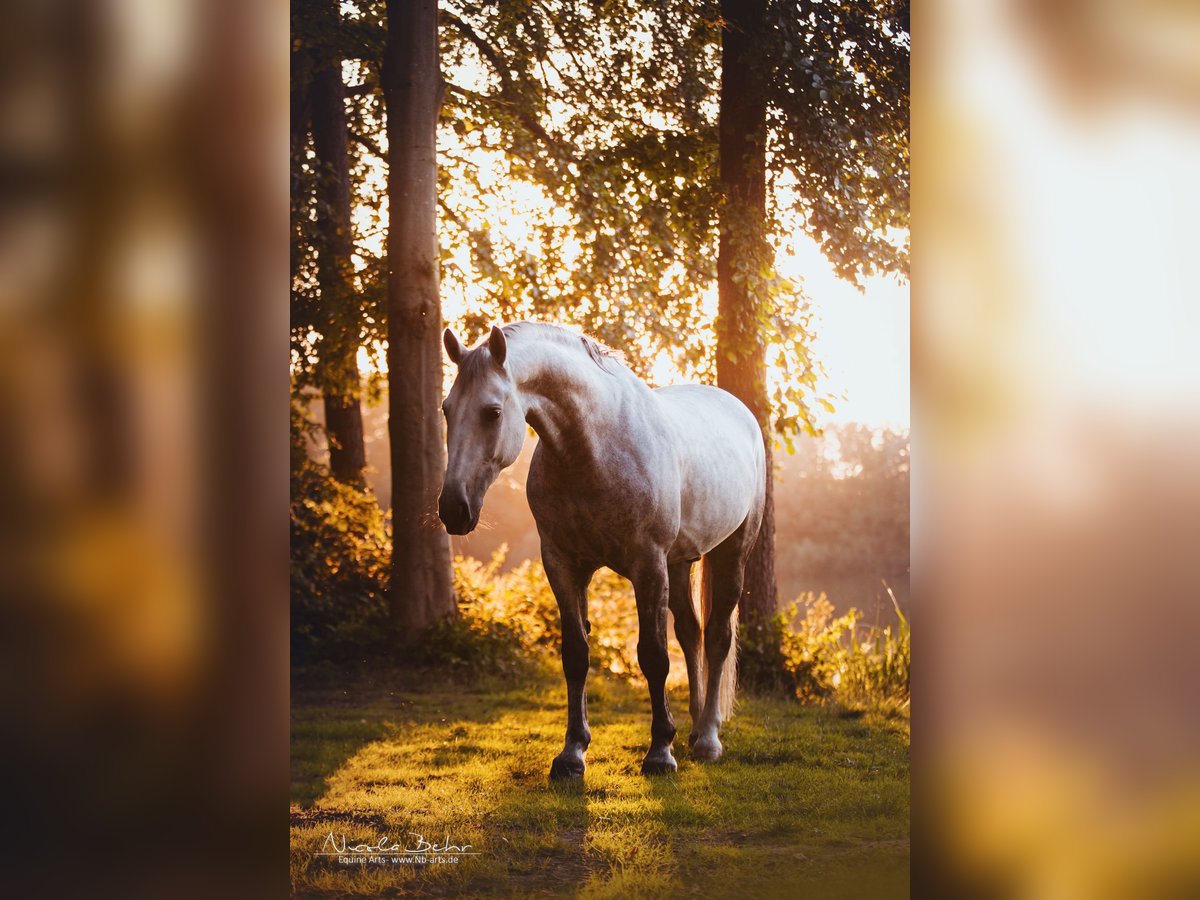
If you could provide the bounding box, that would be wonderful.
[698,555,738,721]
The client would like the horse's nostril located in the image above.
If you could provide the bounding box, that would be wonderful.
[438,486,472,533]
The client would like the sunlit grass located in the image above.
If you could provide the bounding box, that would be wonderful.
[291,670,908,898]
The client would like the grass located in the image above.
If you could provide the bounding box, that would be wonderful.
[291,667,909,898]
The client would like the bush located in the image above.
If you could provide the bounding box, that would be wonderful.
[741,591,910,709]
[411,552,541,676]
[290,449,392,663]
[416,548,642,679]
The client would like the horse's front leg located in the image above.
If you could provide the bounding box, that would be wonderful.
[544,547,594,780]
[633,556,677,775]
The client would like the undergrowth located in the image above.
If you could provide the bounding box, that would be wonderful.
[292,459,909,711]
[739,590,910,710]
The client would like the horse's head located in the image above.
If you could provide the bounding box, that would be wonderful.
[438,325,526,535]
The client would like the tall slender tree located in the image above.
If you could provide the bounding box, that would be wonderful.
[383,0,456,639]
[308,12,368,485]
[717,0,776,625]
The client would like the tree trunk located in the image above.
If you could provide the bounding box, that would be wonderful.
[383,0,456,639]
[290,43,309,283]
[309,35,367,485]
[717,0,777,626]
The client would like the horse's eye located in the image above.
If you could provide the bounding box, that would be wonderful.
[484,406,502,421]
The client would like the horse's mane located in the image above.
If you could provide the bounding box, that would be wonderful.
[500,322,626,374]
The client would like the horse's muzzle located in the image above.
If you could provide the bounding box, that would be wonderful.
[438,485,477,535]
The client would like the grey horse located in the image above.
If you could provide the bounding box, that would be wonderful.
[438,322,765,777]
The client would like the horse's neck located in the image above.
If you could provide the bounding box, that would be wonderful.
[510,339,632,466]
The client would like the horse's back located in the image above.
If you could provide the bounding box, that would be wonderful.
[654,384,765,559]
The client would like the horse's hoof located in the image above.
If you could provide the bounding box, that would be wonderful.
[687,730,698,747]
[691,735,723,762]
[641,747,678,776]
[549,753,585,780]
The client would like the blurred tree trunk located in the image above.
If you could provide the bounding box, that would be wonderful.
[309,39,367,485]
[383,0,456,639]
[717,0,777,627]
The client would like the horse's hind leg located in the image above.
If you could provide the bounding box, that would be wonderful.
[667,560,704,730]
[633,554,677,775]
[544,547,595,780]
[692,522,755,762]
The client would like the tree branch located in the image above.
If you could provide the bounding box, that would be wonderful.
[440,10,566,157]
[437,195,467,231]
[349,129,384,160]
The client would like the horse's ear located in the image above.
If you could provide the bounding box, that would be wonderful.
[488,325,507,367]
[443,328,463,365]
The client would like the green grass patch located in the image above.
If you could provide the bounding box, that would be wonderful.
[291,668,908,897]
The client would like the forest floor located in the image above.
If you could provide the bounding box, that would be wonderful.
[290,666,909,898]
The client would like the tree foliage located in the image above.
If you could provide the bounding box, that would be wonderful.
[291,0,908,439]
[433,0,908,435]
[767,0,909,283]
[437,1,722,377]
[290,0,389,402]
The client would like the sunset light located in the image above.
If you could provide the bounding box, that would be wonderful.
[292,3,910,896]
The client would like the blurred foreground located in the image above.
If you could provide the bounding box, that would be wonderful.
[0,0,287,896]
[916,0,1200,895]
